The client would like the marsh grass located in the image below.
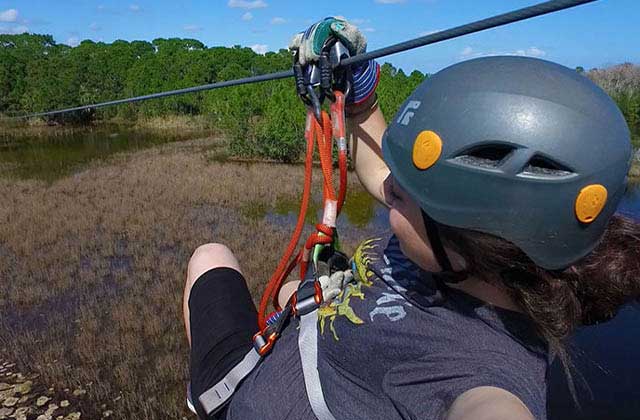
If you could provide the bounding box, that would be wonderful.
[131,115,216,132]
[0,137,383,419]
[0,115,214,141]
[630,160,640,179]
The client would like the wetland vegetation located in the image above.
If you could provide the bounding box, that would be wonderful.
[0,133,388,419]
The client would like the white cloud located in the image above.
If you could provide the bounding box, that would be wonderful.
[89,22,101,31]
[183,24,203,33]
[518,46,546,57]
[270,17,286,25]
[66,37,80,47]
[228,0,267,10]
[459,46,547,60]
[0,8,18,22]
[374,0,405,4]
[531,47,546,57]
[362,27,375,33]
[250,44,268,54]
[129,4,141,12]
[460,46,474,57]
[0,24,28,34]
[241,12,253,21]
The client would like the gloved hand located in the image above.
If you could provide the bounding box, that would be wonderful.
[289,17,380,105]
[318,269,354,302]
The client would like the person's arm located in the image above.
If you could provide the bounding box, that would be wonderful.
[445,387,534,420]
[346,95,391,207]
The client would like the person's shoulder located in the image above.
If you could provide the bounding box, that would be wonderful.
[445,386,535,420]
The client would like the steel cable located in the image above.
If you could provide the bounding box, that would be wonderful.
[13,0,598,120]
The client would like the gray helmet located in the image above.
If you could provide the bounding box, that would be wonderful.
[382,56,632,270]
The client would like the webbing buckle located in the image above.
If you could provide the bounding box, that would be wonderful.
[291,279,323,317]
[252,329,278,356]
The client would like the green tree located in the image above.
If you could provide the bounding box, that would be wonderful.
[2,32,635,157]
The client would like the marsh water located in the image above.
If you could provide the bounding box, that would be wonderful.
[1,126,639,419]
[0,124,203,181]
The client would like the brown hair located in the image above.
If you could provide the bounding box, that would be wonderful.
[439,214,640,398]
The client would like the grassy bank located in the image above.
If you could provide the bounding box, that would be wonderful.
[0,115,215,139]
[0,137,384,419]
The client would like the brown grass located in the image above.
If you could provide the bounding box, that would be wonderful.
[630,160,640,180]
[0,137,383,419]
[0,119,85,139]
[0,115,215,140]
[587,63,640,96]
[131,115,216,132]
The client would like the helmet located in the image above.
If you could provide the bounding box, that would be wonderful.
[382,56,632,270]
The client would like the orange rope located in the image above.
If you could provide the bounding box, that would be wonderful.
[317,111,336,203]
[257,92,348,330]
[257,111,315,328]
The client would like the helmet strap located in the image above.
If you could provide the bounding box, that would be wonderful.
[421,210,468,284]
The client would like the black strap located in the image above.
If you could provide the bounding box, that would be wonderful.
[421,210,453,271]
[421,210,468,284]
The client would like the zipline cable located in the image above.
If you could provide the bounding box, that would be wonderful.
[340,0,597,66]
[12,70,294,119]
[13,0,598,120]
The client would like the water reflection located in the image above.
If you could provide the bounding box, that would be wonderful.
[617,182,640,218]
[0,126,202,181]
[262,190,389,237]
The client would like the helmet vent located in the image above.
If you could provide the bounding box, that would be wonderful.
[521,155,573,177]
[452,144,515,169]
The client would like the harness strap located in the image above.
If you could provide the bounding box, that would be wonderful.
[198,347,263,415]
[196,86,348,418]
[198,304,293,416]
[298,309,338,420]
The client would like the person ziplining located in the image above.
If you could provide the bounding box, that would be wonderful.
[181,14,639,420]
[10,1,637,419]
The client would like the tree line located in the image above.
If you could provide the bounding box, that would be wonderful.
[1,34,638,160]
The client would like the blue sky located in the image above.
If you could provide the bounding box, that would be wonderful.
[1,0,638,74]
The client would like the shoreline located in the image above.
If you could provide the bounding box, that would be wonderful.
[2,118,640,180]
[0,115,216,138]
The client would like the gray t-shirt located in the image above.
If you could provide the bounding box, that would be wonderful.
[227,235,549,420]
